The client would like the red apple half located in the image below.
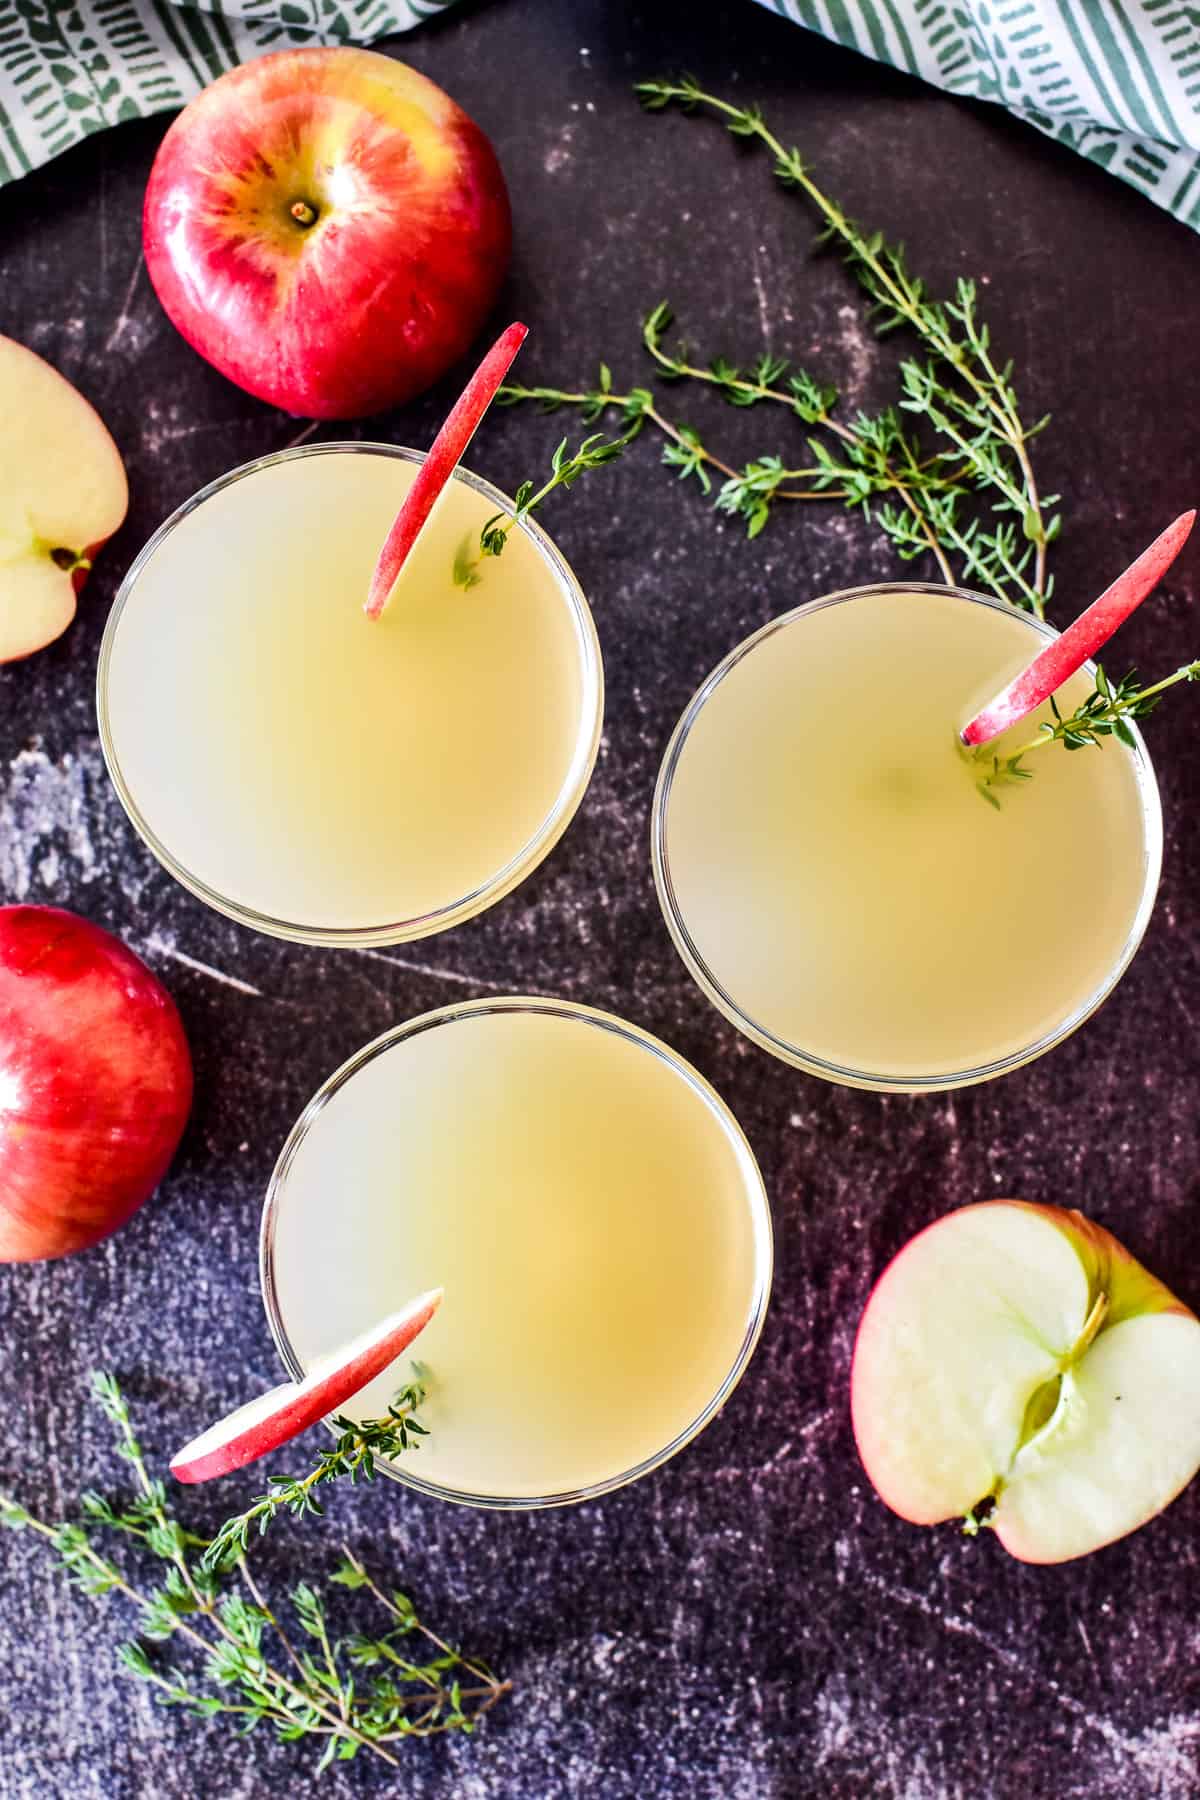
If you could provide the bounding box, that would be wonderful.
[0,335,128,663]
[143,48,512,420]
[170,1288,443,1483]
[961,511,1195,747]
[365,319,527,619]
[0,907,192,1261]
[851,1200,1200,1563]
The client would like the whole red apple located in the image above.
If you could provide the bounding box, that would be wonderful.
[0,907,193,1262]
[142,47,512,420]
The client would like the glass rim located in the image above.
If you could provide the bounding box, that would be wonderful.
[651,581,1164,1094]
[96,442,604,947]
[259,994,774,1510]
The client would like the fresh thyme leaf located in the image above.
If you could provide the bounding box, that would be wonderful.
[971,659,1200,803]
[453,427,635,590]
[480,83,1194,785]
[203,1381,429,1572]
[453,533,484,591]
[497,79,1059,612]
[0,1374,508,1770]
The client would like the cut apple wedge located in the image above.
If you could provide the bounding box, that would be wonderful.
[851,1201,1200,1563]
[961,510,1195,748]
[364,320,528,621]
[171,1287,442,1483]
[0,334,128,663]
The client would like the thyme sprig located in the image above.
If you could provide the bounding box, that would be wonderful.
[495,79,1060,614]
[971,660,1200,804]
[204,1380,429,1570]
[455,420,636,589]
[0,1373,507,1772]
[639,77,1059,611]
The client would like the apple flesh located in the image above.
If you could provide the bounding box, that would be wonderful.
[851,1200,1200,1563]
[170,1288,443,1483]
[0,334,128,663]
[0,907,193,1261]
[143,48,511,420]
[365,320,527,619]
[961,510,1195,747]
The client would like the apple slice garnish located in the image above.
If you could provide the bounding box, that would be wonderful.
[851,1201,1200,1563]
[960,510,1195,748]
[364,321,528,621]
[170,1287,442,1483]
[0,333,128,663]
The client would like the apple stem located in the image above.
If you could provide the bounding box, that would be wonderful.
[290,200,318,228]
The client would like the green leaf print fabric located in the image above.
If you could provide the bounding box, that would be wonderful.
[752,0,1200,231]
[0,0,458,186]
[1,0,1198,233]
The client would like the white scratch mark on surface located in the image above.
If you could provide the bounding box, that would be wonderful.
[351,946,511,992]
[861,1572,1200,1784]
[139,402,255,457]
[141,934,263,998]
[283,420,319,450]
[836,301,875,404]
[1077,1616,1096,1666]
[104,253,146,355]
[752,245,770,346]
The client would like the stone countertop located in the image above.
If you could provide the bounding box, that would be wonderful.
[2,2,1199,1796]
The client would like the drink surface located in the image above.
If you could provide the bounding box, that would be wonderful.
[102,450,595,933]
[266,1005,770,1501]
[658,589,1154,1082]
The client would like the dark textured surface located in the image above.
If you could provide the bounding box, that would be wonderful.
[2,3,1200,1796]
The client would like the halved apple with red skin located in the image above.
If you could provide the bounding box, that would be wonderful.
[851,1201,1200,1563]
[170,1288,442,1483]
[143,48,511,420]
[0,335,128,663]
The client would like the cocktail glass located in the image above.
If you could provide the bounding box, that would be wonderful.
[652,583,1161,1092]
[98,444,602,946]
[261,996,773,1508]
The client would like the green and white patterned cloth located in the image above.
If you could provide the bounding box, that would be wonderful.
[753,0,1200,228]
[1,0,1199,231]
[0,0,449,184]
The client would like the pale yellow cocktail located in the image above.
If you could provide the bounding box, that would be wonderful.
[261,998,773,1506]
[653,584,1161,1090]
[98,445,602,943]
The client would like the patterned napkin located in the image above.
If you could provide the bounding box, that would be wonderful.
[1,0,1198,232]
[0,0,446,185]
[753,0,1200,230]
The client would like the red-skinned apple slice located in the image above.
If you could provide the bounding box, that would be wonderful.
[851,1201,1200,1563]
[960,510,1195,748]
[364,321,527,621]
[170,1288,442,1483]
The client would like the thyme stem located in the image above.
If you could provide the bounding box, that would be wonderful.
[972,660,1200,803]
[1,1375,506,1771]
[494,79,1058,608]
